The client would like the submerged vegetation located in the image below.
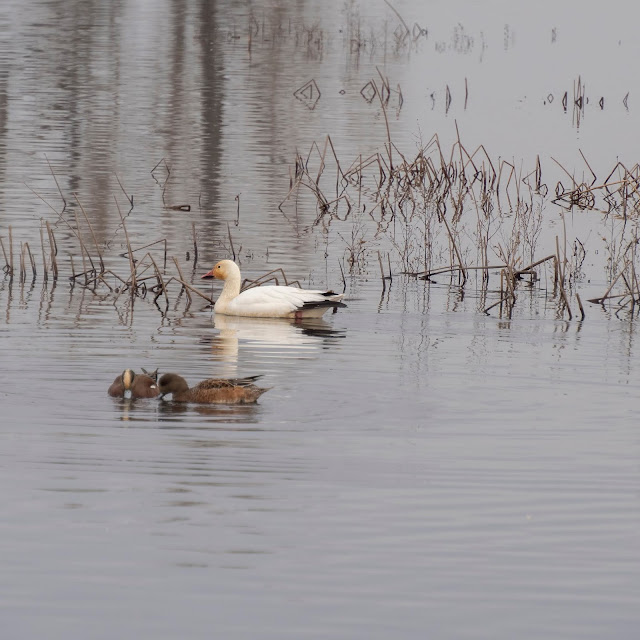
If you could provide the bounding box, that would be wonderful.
[0,159,308,319]
[2,136,640,324]
[280,122,640,320]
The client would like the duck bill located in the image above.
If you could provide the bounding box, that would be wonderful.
[201,269,215,279]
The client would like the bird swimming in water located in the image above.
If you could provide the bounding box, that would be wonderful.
[158,372,270,404]
[108,369,159,399]
[201,259,346,319]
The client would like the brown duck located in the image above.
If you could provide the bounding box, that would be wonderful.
[108,369,160,399]
[158,373,269,404]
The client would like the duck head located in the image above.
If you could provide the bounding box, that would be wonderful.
[141,367,159,382]
[158,373,190,398]
[122,369,135,397]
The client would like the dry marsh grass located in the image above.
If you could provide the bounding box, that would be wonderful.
[3,140,640,322]
[279,122,640,320]
[0,159,305,319]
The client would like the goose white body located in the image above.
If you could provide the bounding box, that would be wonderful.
[203,260,345,319]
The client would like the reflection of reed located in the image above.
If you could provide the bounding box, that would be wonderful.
[280,124,640,322]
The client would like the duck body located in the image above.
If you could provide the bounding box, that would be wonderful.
[108,369,159,399]
[158,373,270,404]
[202,259,346,319]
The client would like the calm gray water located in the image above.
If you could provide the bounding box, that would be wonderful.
[1,1,640,638]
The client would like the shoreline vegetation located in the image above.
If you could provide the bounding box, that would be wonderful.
[3,9,639,322]
[2,132,640,322]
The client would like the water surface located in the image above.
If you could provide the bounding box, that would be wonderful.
[1,2,640,639]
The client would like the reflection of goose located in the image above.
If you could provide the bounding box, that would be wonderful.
[201,260,346,318]
[206,315,346,376]
[212,314,344,350]
[108,369,159,399]
[158,373,269,404]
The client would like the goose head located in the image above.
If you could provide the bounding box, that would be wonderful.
[201,260,239,281]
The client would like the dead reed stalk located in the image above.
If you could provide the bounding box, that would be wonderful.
[555,235,572,320]
[172,256,192,305]
[75,193,104,272]
[0,237,10,275]
[149,254,169,309]
[115,196,136,293]
[8,226,14,278]
[46,221,58,279]
[192,222,198,264]
[39,223,48,283]
[44,153,66,211]
[24,242,36,280]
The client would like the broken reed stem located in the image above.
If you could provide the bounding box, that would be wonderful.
[114,195,136,293]
[172,275,215,305]
[74,210,89,286]
[240,268,301,290]
[374,79,393,171]
[19,243,26,281]
[587,261,630,304]
[192,222,198,264]
[39,223,48,282]
[97,274,114,292]
[575,292,585,320]
[0,237,9,274]
[127,239,167,254]
[504,263,517,305]
[132,260,155,282]
[74,193,104,272]
[316,137,328,187]
[148,254,169,309]
[44,153,67,210]
[555,236,572,320]
[383,0,410,36]
[516,254,556,275]
[115,172,134,207]
[24,242,36,279]
[377,250,386,281]
[8,226,14,277]
[124,238,167,271]
[416,263,508,278]
[326,135,348,185]
[484,292,510,314]
[24,183,60,217]
[227,222,236,261]
[440,213,467,284]
[172,256,192,304]
[484,265,515,315]
[46,221,58,279]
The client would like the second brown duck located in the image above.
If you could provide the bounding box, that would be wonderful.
[158,373,270,404]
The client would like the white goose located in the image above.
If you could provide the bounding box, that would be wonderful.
[202,260,346,319]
